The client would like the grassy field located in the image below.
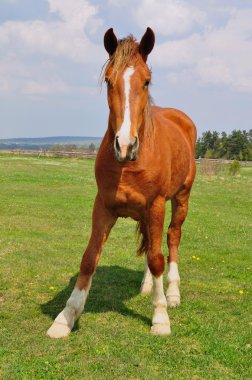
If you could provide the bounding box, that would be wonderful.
[0,155,251,380]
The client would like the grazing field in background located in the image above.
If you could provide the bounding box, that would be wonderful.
[0,155,251,380]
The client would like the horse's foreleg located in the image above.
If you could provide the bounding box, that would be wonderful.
[166,190,190,308]
[47,194,116,338]
[147,196,171,336]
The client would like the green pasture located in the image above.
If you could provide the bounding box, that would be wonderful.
[0,155,251,379]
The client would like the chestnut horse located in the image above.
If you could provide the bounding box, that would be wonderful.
[47,27,196,338]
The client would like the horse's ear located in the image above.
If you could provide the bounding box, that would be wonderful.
[139,27,155,62]
[104,28,118,56]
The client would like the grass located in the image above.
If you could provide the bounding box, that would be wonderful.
[0,155,251,380]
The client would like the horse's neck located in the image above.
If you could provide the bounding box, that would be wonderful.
[140,112,155,150]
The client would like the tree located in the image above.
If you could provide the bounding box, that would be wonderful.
[89,143,96,152]
[219,132,228,158]
[195,129,251,160]
[195,138,204,158]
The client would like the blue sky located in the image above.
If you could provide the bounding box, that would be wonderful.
[0,0,252,138]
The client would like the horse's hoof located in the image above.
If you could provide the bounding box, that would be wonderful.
[46,322,71,339]
[167,295,180,308]
[151,323,171,336]
[140,282,153,295]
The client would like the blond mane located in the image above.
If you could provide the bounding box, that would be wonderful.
[101,35,140,83]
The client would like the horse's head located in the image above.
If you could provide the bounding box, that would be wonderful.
[103,28,155,162]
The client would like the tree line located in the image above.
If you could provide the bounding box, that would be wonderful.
[195,129,252,161]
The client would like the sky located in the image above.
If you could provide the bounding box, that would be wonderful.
[0,0,252,139]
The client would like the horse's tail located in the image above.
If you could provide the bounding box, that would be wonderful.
[136,220,149,256]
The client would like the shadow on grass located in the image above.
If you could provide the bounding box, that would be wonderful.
[41,265,150,328]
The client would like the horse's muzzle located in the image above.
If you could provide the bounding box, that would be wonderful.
[114,136,139,162]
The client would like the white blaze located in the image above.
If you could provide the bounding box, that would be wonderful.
[118,66,135,146]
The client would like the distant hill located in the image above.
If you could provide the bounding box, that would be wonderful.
[0,136,102,150]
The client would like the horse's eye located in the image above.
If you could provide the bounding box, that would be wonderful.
[144,79,150,88]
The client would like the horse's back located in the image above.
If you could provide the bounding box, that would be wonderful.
[152,106,197,151]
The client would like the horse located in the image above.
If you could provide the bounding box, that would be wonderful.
[47,27,196,338]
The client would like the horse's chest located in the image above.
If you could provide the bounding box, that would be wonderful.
[115,182,146,205]
[101,169,157,218]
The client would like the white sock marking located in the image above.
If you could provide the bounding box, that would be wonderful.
[143,256,153,284]
[167,262,180,307]
[167,262,180,284]
[118,66,134,147]
[54,286,90,328]
[140,256,153,294]
[152,275,169,325]
[47,278,92,338]
[67,287,90,318]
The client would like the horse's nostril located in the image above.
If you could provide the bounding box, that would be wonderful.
[133,136,139,149]
[127,137,139,161]
[115,136,120,153]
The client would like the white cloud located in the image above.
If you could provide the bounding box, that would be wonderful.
[135,0,206,36]
[152,34,204,67]
[150,8,252,92]
[0,1,103,63]
[196,58,232,86]
[0,0,104,96]
[48,0,102,33]
[107,0,126,6]
[22,79,97,96]
[1,0,252,97]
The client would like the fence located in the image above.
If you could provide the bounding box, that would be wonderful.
[0,150,97,159]
[1,151,252,166]
[196,158,252,176]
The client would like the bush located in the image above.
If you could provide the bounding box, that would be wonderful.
[229,160,241,176]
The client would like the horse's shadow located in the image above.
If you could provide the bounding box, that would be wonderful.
[41,265,150,329]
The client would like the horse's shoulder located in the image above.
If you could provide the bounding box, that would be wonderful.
[152,106,197,149]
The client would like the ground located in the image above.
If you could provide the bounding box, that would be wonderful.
[0,155,251,379]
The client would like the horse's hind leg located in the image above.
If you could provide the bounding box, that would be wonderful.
[166,188,191,308]
[47,194,116,338]
[140,255,153,294]
[147,196,170,336]
[137,220,153,294]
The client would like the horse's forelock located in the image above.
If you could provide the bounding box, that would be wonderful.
[100,36,141,84]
